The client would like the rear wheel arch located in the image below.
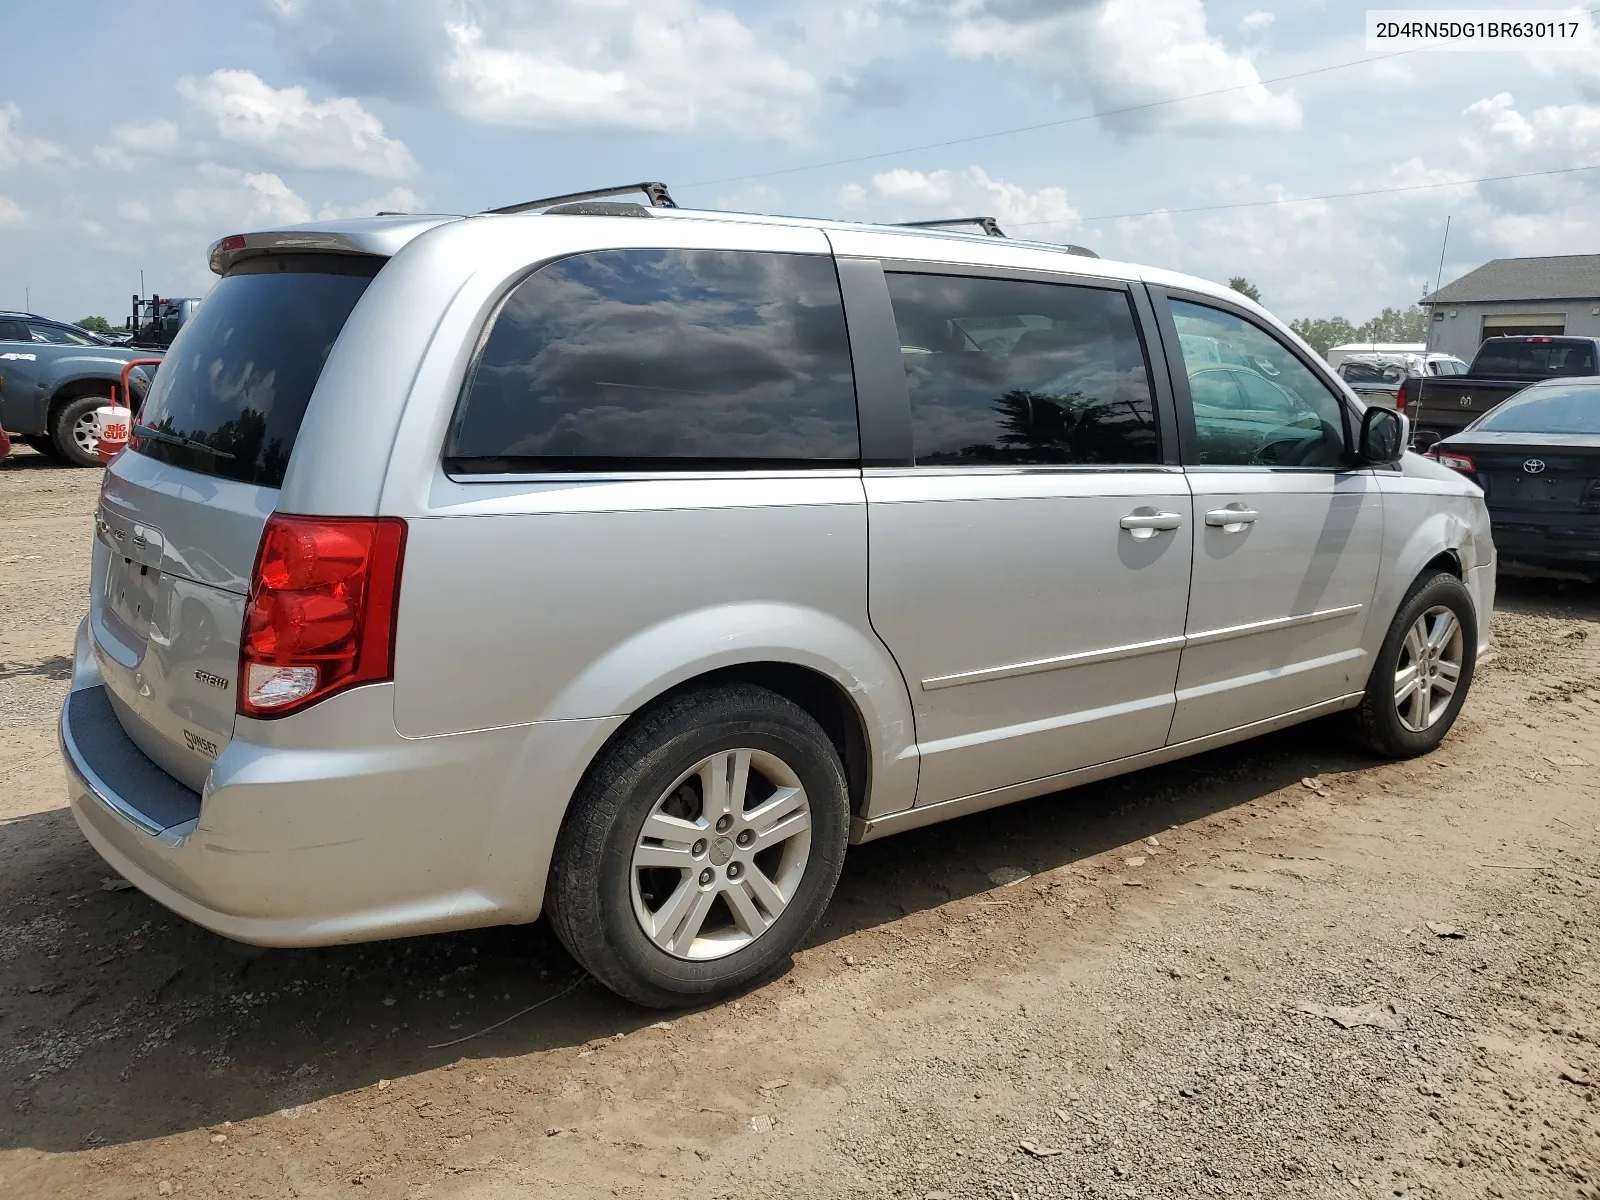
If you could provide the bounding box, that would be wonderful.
[47,375,118,420]
[1423,550,1462,578]
[574,661,874,821]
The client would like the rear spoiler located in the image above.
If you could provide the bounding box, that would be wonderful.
[208,215,460,275]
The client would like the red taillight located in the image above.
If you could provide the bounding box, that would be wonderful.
[239,514,406,718]
[1430,450,1476,475]
[1394,377,1412,411]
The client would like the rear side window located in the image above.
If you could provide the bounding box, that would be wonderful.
[447,249,858,472]
[883,272,1158,467]
[133,255,381,487]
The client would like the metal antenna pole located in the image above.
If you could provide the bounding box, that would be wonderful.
[1415,215,1451,444]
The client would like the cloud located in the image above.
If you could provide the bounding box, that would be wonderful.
[944,0,1300,134]
[0,104,67,169]
[0,196,24,225]
[94,120,181,170]
[314,186,425,220]
[178,69,418,177]
[1240,11,1274,34]
[837,166,1082,233]
[827,58,911,108]
[269,0,819,141]
[1450,92,1600,253]
[171,163,313,229]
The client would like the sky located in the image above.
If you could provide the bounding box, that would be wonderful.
[3,0,1600,327]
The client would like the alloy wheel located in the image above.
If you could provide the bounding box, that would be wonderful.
[630,748,813,961]
[72,410,99,458]
[1393,604,1464,733]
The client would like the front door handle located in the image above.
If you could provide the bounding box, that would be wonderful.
[1205,505,1260,532]
[1119,510,1184,540]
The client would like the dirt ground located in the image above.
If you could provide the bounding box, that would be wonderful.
[2,443,1597,1200]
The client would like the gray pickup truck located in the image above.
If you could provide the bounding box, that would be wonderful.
[1402,335,1600,449]
[0,312,162,466]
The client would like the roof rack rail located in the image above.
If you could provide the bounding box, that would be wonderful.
[483,182,678,216]
[895,216,1007,238]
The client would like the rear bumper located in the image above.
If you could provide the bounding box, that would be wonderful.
[1488,512,1600,577]
[61,618,624,946]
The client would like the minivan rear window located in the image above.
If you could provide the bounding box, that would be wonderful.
[446,248,859,473]
[131,254,382,487]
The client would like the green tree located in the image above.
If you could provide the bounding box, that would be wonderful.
[76,315,114,333]
[1228,277,1262,303]
[1288,316,1358,357]
[1355,306,1429,343]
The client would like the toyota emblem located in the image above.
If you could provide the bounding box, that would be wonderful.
[1523,459,1546,474]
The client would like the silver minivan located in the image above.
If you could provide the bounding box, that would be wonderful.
[61,188,1495,1007]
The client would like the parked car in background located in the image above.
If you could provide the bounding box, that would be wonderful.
[1336,353,1468,411]
[0,312,161,465]
[1326,341,1426,370]
[1402,335,1600,449]
[1428,377,1600,581]
[128,295,203,349]
[61,193,1492,1008]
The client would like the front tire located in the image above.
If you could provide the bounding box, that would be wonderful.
[546,684,850,1008]
[1353,571,1477,758]
[51,394,111,467]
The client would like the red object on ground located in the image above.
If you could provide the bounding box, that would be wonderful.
[95,408,131,464]
[0,423,10,461]
[103,357,164,464]
[117,358,164,419]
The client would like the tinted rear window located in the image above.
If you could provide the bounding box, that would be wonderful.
[884,272,1158,466]
[1476,385,1600,434]
[446,248,858,472]
[1470,339,1596,379]
[132,255,381,487]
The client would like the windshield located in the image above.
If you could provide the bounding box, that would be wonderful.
[131,255,381,487]
[1474,385,1600,435]
[1430,358,1468,376]
[30,322,97,346]
[1470,339,1595,379]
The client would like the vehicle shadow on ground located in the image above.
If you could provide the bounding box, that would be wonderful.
[3,716,1391,1153]
[0,445,84,471]
[1494,573,1600,616]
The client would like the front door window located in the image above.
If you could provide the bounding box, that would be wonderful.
[1171,300,1349,468]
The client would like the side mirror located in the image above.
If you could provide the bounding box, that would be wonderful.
[1358,405,1407,465]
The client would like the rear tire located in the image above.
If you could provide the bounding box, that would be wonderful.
[1353,571,1477,759]
[546,684,849,1009]
[50,394,110,467]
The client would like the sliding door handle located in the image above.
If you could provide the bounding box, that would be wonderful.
[1205,505,1260,531]
[1119,510,1184,540]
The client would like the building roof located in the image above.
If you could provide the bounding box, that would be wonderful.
[1424,254,1600,305]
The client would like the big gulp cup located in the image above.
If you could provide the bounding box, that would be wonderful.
[94,405,132,464]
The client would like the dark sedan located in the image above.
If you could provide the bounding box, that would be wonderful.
[1428,378,1600,581]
